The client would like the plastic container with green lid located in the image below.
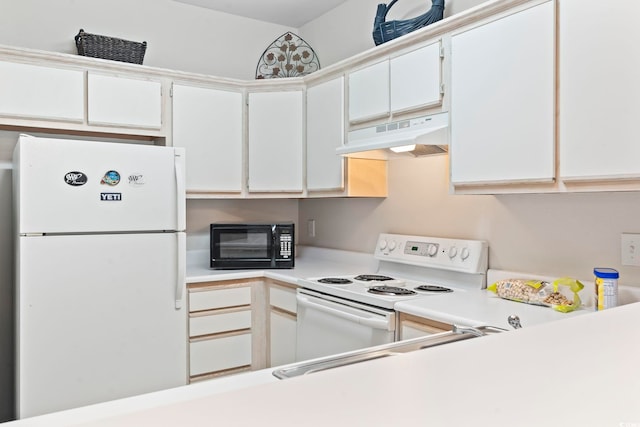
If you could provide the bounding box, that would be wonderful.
[594,268,619,311]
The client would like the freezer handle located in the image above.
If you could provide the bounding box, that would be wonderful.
[174,148,186,231]
[176,232,186,309]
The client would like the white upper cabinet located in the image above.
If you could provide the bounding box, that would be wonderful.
[348,61,389,124]
[390,42,442,114]
[450,1,555,186]
[306,77,345,192]
[172,84,243,194]
[559,0,640,182]
[248,91,303,193]
[87,72,162,129]
[348,40,443,125]
[0,61,84,122]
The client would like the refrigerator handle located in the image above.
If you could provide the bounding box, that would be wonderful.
[174,148,186,231]
[176,232,186,309]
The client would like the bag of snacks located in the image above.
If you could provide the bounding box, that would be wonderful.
[487,277,584,313]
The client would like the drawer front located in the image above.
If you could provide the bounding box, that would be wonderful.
[190,334,251,376]
[189,286,251,311]
[270,286,297,313]
[189,310,251,337]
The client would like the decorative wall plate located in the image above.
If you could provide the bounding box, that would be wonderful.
[255,32,320,79]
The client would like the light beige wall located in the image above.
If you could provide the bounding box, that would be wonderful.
[300,0,487,67]
[298,155,640,287]
[0,0,294,79]
[186,199,299,251]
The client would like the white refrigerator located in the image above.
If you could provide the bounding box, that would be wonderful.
[13,134,188,418]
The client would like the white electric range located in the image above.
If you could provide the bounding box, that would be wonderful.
[295,233,488,361]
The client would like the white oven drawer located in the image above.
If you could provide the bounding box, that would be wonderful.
[189,287,251,312]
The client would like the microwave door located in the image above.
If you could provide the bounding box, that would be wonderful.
[212,227,274,265]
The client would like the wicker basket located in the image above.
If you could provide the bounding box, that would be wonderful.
[75,29,147,64]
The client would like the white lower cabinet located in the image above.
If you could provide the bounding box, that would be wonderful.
[270,311,297,367]
[188,282,255,381]
[398,313,451,340]
[187,278,297,380]
[268,280,297,367]
[190,334,252,376]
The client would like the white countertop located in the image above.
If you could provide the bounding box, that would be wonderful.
[9,302,639,426]
[186,246,377,285]
[395,288,586,330]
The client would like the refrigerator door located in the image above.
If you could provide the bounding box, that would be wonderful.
[16,233,187,418]
[14,135,185,234]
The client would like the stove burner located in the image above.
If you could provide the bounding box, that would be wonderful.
[368,285,417,296]
[317,278,353,285]
[415,285,453,293]
[354,274,395,282]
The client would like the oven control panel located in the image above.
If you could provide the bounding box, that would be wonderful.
[375,233,488,274]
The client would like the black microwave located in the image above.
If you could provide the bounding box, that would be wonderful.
[210,223,295,269]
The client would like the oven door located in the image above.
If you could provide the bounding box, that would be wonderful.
[210,224,274,268]
[295,289,396,362]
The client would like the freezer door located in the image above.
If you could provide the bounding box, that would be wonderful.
[16,233,187,418]
[14,135,185,234]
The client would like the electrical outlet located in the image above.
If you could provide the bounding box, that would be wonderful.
[621,233,640,266]
[307,219,316,238]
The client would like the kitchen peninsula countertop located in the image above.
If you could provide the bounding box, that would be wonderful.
[7,302,640,426]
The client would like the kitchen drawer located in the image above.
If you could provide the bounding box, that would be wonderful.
[189,309,251,337]
[190,333,252,376]
[270,285,297,314]
[189,286,251,312]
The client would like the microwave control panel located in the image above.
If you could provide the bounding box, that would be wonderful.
[279,233,293,259]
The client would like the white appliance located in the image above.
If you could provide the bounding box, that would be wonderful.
[13,134,187,418]
[337,112,449,159]
[296,233,488,361]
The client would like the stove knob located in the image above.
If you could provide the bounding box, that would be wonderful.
[379,239,388,250]
[388,240,397,251]
[427,244,438,257]
[460,247,470,260]
[448,246,458,259]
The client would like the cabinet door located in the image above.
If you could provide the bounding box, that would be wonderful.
[248,91,303,192]
[0,61,83,122]
[306,77,345,192]
[559,1,640,181]
[348,60,389,123]
[270,311,297,367]
[269,284,297,367]
[450,2,555,185]
[390,42,442,113]
[88,72,162,128]
[172,84,243,193]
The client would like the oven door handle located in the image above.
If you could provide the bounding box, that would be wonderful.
[296,294,392,330]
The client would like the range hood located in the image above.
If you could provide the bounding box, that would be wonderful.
[337,112,449,159]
